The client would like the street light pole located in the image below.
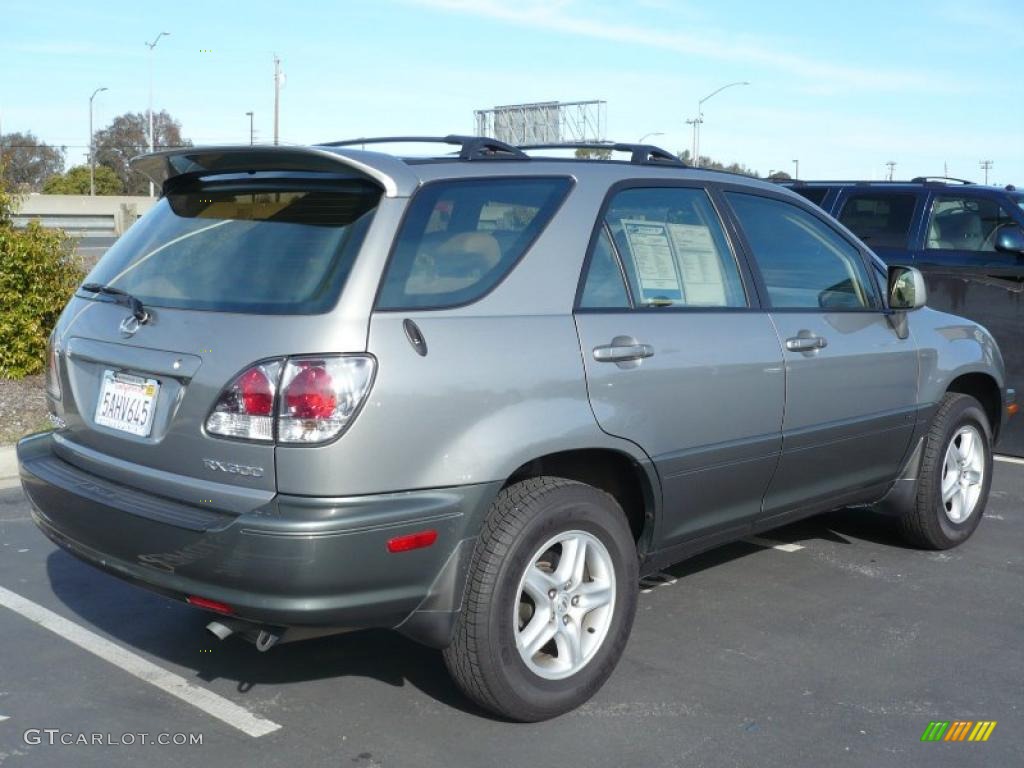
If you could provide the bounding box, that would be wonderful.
[145,31,170,197]
[792,159,799,180]
[246,111,254,145]
[88,87,108,196]
[690,81,750,169]
[638,132,664,144]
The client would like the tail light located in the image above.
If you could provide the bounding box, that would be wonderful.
[278,356,375,443]
[45,332,61,400]
[205,361,281,441]
[205,356,374,444]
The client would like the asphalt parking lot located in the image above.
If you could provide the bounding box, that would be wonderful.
[0,459,1021,768]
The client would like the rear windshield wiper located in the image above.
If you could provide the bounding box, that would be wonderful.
[80,283,149,322]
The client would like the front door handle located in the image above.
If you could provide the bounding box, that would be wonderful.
[593,336,655,363]
[785,335,828,352]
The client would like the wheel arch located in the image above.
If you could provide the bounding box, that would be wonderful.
[503,447,660,555]
[947,371,1002,442]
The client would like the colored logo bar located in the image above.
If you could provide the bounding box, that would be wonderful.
[921,721,997,742]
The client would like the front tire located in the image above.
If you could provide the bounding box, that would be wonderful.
[898,393,993,549]
[443,477,638,721]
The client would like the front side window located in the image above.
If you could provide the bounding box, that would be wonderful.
[838,193,917,249]
[588,186,746,309]
[926,195,1016,252]
[377,177,572,309]
[726,192,876,310]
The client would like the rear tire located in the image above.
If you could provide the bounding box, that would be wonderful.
[898,393,992,549]
[443,476,638,722]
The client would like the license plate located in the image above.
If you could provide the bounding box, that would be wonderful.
[94,370,160,437]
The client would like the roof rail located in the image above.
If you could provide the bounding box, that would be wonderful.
[910,176,974,185]
[316,135,528,160]
[518,142,686,167]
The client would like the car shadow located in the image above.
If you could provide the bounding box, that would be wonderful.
[44,505,908,715]
[44,550,487,717]
[658,506,910,581]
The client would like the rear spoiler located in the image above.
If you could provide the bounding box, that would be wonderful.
[130,145,419,197]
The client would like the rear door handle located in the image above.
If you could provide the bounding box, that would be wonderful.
[593,338,655,363]
[785,335,828,352]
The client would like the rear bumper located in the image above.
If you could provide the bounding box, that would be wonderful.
[17,432,499,647]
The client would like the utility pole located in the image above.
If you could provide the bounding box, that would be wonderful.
[980,160,993,185]
[246,111,254,145]
[685,117,701,165]
[792,159,799,180]
[146,31,170,197]
[886,161,897,181]
[89,87,108,196]
[273,55,282,146]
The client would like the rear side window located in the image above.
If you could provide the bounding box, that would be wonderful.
[792,187,829,207]
[82,180,381,314]
[377,178,572,309]
[838,193,916,249]
[726,192,877,310]
[593,186,747,308]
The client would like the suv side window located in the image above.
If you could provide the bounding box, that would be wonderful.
[377,177,572,310]
[926,195,1015,252]
[726,192,877,310]
[581,186,746,309]
[838,193,917,249]
[579,229,630,309]
[792,187,829,207]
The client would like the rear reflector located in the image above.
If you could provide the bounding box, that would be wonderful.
[1008,403,1019,417]
[386,530,438,553]
[186,595,233,615]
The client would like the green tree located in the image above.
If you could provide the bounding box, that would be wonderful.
[0,164,83,379]
[574,147,613,160]
[94,111,192,195]
[678,149,759,177]
[43,164,124,195]
[0,132,66,191]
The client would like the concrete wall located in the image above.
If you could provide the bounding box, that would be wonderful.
[12,195,158,237]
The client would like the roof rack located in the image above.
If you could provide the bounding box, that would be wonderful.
[316,135,528,161]
[518,142,686,167]
[910,176,974,185]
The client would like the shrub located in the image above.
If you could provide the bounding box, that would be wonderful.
[0,176,83,378]
[43,164,124,195]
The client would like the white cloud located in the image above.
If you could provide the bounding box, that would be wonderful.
[405,0,954,92]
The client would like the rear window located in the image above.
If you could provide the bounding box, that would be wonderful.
[838,193,917,249]
[81,179,381,314]
[376,177,572,309]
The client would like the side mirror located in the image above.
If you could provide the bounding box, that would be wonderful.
[888,266,927,311]
[994,224,1024,255]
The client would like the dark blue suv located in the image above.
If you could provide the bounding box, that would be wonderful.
[782,178,1024,456]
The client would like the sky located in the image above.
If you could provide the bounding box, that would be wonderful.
[2,0,1022,184]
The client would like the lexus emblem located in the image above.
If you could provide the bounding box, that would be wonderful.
[119,313,140,338]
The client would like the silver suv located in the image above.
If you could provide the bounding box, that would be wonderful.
[18,136,1014,721]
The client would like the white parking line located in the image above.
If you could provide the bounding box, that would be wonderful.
[639,573,678,593]
[994,455,1024,466]
[0,715,8,722]
[0,586,281,738]
[744,536,805,553]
